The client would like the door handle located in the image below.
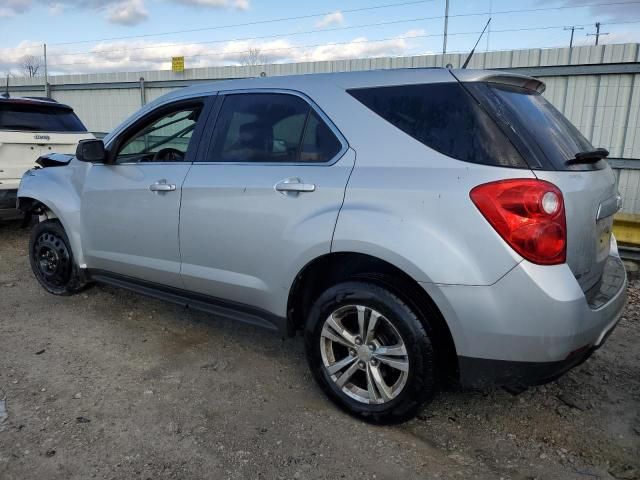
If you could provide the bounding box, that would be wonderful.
[149,180,176,192]
[275,178,316,196]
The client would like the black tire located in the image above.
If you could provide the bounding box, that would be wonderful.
[29,219,87,295]
[304,281,435,424]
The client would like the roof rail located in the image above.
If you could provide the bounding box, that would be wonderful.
[23,96,59,103]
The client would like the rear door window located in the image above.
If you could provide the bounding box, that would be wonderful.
[205,93,342,163]
[0,103,87,132]
[347,83,526,168]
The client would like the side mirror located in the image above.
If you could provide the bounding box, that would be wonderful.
[76,139,107,163]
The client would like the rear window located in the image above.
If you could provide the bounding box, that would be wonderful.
[470,83,601,171]
[347,82,526,168]
[0,103,87,132]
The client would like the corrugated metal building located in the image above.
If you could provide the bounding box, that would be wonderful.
[7,43,640,216]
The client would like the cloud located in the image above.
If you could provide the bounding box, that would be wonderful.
[106,0,148,25]
[0,0,250,23]
[316,11,343,28]
[537,0,640,21]
[173,0,250,8]
[48,2,64,14]
[0,0,31,17]
[0,30,424,75]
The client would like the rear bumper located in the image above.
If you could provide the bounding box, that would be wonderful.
[422,253,627,388]
[0,188,19,215]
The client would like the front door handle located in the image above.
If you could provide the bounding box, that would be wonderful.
[149,180,176,192]
[275,178,316,196]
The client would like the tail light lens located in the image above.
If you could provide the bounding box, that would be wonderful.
[470,179,566,265]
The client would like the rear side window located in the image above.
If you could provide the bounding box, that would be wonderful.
[205,93,342,163]
[0,103,87,132]
[347,83,526,168]
[471,83,601,171]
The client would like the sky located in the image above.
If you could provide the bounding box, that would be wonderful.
[1,0,640,76]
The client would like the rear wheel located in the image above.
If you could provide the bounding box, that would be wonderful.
[29,220,87,295]
[305,281,435,423]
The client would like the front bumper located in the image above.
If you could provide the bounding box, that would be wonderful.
[423,253,627,388]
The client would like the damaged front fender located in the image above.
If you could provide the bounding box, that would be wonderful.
[18,159,89,267]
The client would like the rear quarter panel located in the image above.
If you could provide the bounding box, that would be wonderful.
[317,83,533,286]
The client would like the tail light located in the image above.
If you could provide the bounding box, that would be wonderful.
[470,179,566,265]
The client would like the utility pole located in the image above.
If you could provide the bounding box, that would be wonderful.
[442,0,449,66]
[587,22,609,45]
[564,26,584,48]
[43,43,49,98]
[486,0,492,51]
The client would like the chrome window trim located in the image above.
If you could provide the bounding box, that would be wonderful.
[196,88,349,167]
[91,162,189,167]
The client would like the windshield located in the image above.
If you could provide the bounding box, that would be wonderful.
[467,83,602,171]
[0,103,87,133]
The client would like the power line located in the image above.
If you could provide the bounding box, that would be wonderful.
[4,0,639,53]
[39,16,450,60]
[50,0,436,46]
[47,21,640,68]
[20,11,640,61]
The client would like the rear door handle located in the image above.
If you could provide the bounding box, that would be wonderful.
[275,178,316,196]
[149,180,176,192]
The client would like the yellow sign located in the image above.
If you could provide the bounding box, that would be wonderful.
[171,56,185,72]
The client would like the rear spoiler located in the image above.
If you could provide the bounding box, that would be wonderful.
[450,70,545,94]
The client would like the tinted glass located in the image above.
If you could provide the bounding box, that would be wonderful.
[300,111,342,162]
[483,83,598,171]
[116,106,201,163]
[206,93,341,163]
[0,103,86,132]
[348,83,526,168]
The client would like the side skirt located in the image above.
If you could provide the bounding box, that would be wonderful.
[87,269,285,333]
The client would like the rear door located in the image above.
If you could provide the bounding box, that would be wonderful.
[81,97,211,287]
[179,91,353,316]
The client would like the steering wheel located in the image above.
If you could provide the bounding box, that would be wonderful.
[152,147,185,162]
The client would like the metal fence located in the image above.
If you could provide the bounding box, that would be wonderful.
[7,43,640,217]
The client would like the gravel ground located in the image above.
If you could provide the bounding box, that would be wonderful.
[1,220,639,480]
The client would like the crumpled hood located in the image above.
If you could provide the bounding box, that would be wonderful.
[36,153,75,168]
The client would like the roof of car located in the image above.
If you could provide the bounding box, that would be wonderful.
[155,68,542,104]
[0,96,73,110]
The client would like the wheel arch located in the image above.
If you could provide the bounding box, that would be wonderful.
[287,251,459,381]
[17,194,85,267]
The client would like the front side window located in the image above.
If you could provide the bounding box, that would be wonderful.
[205,93,341,163]
[347,83,526,168]
[0,103,86,132]
[115,104,202,163]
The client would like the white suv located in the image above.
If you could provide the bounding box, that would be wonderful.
[0,96,93,218]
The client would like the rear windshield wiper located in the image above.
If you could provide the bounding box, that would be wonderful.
[567,148,609,165]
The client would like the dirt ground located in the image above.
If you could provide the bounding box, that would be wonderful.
[0,220,638,480]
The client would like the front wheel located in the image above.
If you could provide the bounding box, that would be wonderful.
[29,219,87,295]
[304,281,436,424]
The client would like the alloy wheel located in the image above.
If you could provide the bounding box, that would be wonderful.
[319,305,409,405]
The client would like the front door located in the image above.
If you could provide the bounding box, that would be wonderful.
[80,99,209,287]
[179,92,354,317]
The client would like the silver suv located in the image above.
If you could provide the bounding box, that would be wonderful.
[17,69,627,423]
